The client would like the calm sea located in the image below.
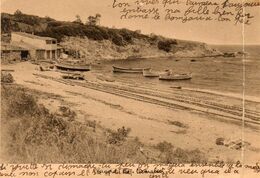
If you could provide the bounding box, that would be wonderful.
[96,45,260,99]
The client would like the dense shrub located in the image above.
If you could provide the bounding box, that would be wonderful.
[107,126,131,144]
[2,86,39,116]
[158,39,177,52]
[14,14,41,26]
[119,29,133,43]
[1,12,178,47]
[1,17,20,33]
[169,148,207,163]
[1,72,14,83]
[47,21,64,28]
[155,141,173,152]
[111,34,125,46]
[155,141,207,163]
[1,17,12,33]
[0,85,144,163]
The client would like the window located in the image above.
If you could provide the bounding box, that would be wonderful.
[46,40,57,44]
[46,40,52,44]
[2,50,11,54]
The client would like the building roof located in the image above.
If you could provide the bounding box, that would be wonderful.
[1,42,28,51]
[12,32,57,41]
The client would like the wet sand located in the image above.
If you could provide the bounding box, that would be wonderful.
[2,62,260,163]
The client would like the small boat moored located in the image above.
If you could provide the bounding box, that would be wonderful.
[112,66,151,73]
[159,73,192,80]
[142,69,159,77]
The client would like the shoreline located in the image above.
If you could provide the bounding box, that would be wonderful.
[182,87,260,103]
[94,54,224,63]
[89,51,254,64]
[1,62,260,163]
[2,60,259,102]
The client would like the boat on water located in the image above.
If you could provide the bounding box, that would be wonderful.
[112,66,151,73]
[55,62,91,71]
[223,52,236,58]
[142,69,159,77]
[159,73,192,80]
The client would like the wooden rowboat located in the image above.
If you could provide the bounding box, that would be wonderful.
[55,62,91,71]
[159,73,192,80]
[142,69,159,77]
[60,71,85,80]
[113,66,151,73]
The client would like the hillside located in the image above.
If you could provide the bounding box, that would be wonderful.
[1,12,222,61]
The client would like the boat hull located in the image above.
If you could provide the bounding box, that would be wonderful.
[55,63,91,71]
[113,66,150,73]
[159,74,192,80]
[143,74,159,77]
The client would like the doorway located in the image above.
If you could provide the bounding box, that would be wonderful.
[21,51,29,60]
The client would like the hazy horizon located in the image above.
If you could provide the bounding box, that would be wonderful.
[1,0,260,45]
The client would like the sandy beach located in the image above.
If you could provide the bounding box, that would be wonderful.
[2,61,260,163]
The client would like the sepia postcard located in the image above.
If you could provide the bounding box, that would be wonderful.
[0,0,260,177]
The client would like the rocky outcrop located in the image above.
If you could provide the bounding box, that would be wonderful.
[60,36,222,62]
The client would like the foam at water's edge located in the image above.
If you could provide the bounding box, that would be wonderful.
[183,87,260,103]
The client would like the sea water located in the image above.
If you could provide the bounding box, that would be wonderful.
[96,45,260,99]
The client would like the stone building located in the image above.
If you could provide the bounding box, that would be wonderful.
[10,32,61,60]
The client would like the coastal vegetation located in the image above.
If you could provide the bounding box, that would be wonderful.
[1,83,207,163]
[1,11,152,45]
[1,11,221,59]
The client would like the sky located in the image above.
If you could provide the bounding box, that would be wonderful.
[1,0,260,44]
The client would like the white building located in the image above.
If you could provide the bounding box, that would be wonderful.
[11,32,61,60]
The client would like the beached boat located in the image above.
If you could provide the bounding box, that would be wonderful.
[55,62,91,71]
[159,73,192,80]
[142,69,159,77]
[60,71,85,80]
[112,66,150,73]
